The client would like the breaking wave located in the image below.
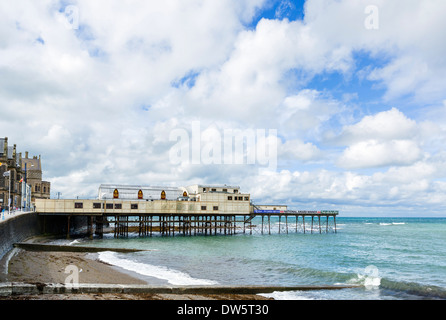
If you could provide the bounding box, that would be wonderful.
[97,251,218,286]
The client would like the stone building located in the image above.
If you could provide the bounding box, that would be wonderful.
[21,152,51,201]
[0,137,51,210]
[0,137,22,209]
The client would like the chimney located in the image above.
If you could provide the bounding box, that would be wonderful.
[25,151,28,159]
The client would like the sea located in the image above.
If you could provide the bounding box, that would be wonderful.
[56,217,446,300]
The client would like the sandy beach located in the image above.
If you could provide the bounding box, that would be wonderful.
[0,247,271,300]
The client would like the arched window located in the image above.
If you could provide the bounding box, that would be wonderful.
[113,189,119,199]
[161,190,166,200]
[138,189,143,199]
[183,191,187,197]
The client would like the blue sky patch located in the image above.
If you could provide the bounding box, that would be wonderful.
[35,37,45,45]
[171,71,200,89]
[248,0,305,29]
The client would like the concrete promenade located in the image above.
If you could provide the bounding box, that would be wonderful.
[0,210,33,224]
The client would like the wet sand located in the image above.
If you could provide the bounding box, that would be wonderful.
[0,249,271,300]
[3,250,146,285]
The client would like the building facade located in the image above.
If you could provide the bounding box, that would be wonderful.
[0,137,22,210]
[0,137,50,210]
[21,152,51,201]
[38,184,256,216]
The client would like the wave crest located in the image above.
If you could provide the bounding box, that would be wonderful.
[97,251,218,286]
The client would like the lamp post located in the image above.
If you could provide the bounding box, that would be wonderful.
[23,163,33,212]
[8,170,10,215]
[3,170,11,215]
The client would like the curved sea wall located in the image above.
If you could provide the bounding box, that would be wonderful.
[0,213,42,260]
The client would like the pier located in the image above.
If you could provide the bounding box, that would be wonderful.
[106,212,337,238]
[35,199,338,239]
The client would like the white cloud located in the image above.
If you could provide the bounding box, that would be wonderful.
[335,108,426,169]
[40,125,72,149]
[278,138,322,162]
[338,139,422,169]
[279,90,341,139]
[338,108,417,143]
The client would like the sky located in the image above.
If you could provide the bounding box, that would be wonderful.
[1,0,446,217]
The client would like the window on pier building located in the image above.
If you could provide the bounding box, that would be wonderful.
[228,196,232,200]
[213,206,218,211]
[131,204,138,209]
[244,197,249,201]
[93,203,101,209]
[74,202,83,209]
[106,203,113,209]
[114,203,122,209]
[201,206,206,210]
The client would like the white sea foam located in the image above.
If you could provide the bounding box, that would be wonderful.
[379,222,406,226]
[97,251,218,286]
[350,266,381,290]
[259,291,313,300]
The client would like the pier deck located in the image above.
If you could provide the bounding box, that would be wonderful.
[35,199,338,238]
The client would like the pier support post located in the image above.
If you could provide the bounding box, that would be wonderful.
[278,215,281,234]
[286,216,288,234]
[261,216,264,234]
[88,216,93,239]
[95,216,104,238]
[311,216,313,234]
[334,216,337,233]
[66,215,71,239]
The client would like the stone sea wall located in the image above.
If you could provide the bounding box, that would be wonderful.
[0,213,41,260]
